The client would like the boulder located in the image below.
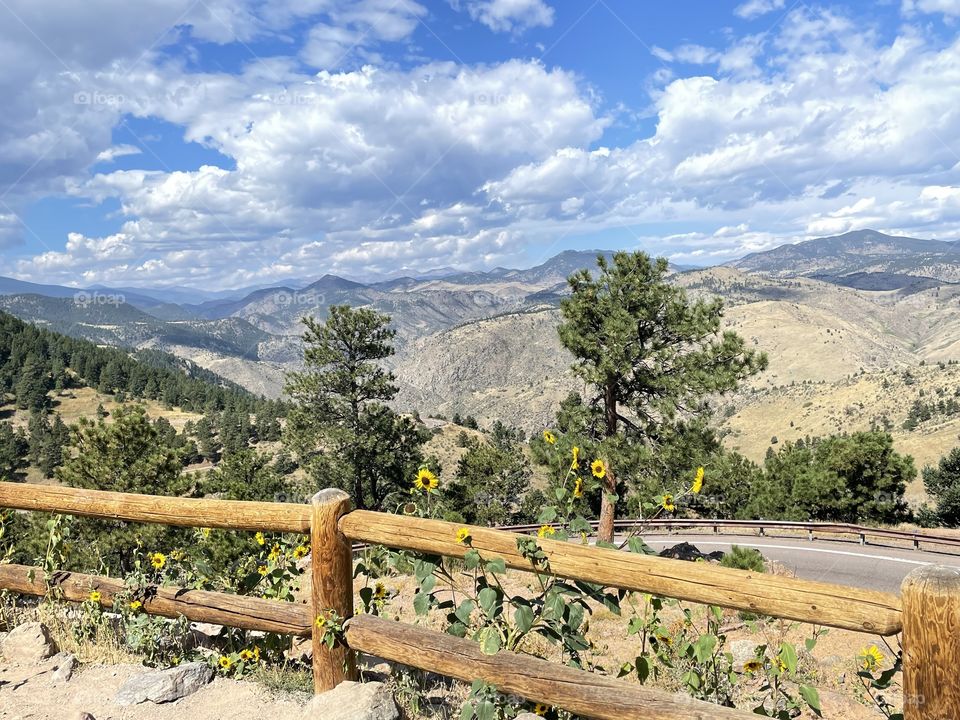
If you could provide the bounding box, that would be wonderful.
[301,681,398,720]
[50,652,77,683]
[115,661,213,706]
[0,622,57,664]
[515,715,544,720]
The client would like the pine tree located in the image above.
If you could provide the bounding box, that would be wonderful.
[558,252,767,542]
[0,422,28,481]
[284,305,426,509]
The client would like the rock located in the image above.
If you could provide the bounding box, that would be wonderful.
[49,652,77,683]
[729,639,759,672]
[115,661,213,706]
[515,715,543,720]
[0,622,57,664]
[301,681,398,720]
[658,542,725,563]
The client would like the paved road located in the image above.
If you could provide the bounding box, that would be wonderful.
[640,533,960,594]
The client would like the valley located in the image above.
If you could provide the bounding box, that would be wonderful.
[3,230,960,482]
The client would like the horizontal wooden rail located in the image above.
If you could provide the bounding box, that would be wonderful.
[0,563,311,636]
[345,614,754,720]
[341,511,903,635]
[0,482,309,533]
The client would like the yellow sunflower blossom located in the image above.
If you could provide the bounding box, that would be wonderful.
[257,564,269,576]
[315,615,327,629]
[239,649,255,662]
[268,544,282,562]
[455,527,471,544]
[860,645,884,670]
[533,703,550,717]
[374,582,387,600]
[590,459,606,479]
[537,525,556,538]
[149,552,166,570]
[543,430,557,445]
[88,590,101,603]
[661,494,676,512]
[692,466,704,494]
[572,477,584,499]
[253,646,261,662]
[413,467,439,493]
[254,531,266,546]
[743,659,763,673]
[293,545,309,559]
[571,446,580,469]
[219,655,233,670]
[129,600,143,611]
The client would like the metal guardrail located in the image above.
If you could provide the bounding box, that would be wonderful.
[498,518,960,553]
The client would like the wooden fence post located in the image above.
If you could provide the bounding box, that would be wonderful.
[310,489,358,693]
[901,565,960,719]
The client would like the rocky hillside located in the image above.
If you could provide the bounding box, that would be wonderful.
[728,229,960,283]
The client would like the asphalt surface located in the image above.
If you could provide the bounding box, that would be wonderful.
[641,533,960,594]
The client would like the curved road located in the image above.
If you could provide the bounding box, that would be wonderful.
[640,533,960,593]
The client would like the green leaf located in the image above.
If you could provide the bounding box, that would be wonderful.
[799,685,822,716]
[463,549,482,570]
[447,622,468,638]
[413,591,431,616]
[477,627,501,655]
[455,599,476,624]
[635,655,651,683]
[484,557,506,575]
[475,700,496,720]
[514,604,534,633]
[694,634,717,664]
[778,643,798,674]
[537,506,557,523]
[478,587,498,616]
[627,536,656,555]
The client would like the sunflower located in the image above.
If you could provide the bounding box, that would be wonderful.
[88,590,101,603]
[692,466,704,494]
[253,646,261,662]
[456,527,471,544]
[293,545,309,559]
[268,543,282,562]
[573,477,584,498]
[257,564,269,576]
[239,649,255,662]
[413,467,439,493]
[149,552,166,570]
[743,659,763,673]
[570,446,580,469]
[129,600,143,611]
[537,525,556,538]
[860,645,884,670]
[315,615,327,629]
[533,703,550,717]
[661,494,676,512]
[219,655,233,670]
[254,531,266,546]
[374,582,387,600]
[543,430,557,445]
[590,459,606,479]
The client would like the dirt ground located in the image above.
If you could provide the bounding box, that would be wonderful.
[0,660,310,720]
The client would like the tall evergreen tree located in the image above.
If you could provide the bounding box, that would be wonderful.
[284,305,426,509]
[0,422,28,481]
[557,252,767,542]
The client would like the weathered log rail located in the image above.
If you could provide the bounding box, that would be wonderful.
[0,481,954,719]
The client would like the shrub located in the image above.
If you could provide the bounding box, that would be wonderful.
[720,545,766,573]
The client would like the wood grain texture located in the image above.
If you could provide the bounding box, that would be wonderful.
[0,481,309,532]
[901,565,960,720]
[345,614,755,720]
[311,489,358,693]
[0,563,311,635]
[340,511,903,635]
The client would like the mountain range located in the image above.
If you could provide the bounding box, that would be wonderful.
[2,230,960,459]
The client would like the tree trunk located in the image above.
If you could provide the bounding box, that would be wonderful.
[597,380,617,544]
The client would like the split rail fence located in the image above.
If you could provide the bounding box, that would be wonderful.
[0,481,957,720]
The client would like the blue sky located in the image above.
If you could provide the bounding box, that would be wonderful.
[1,0,960,289]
